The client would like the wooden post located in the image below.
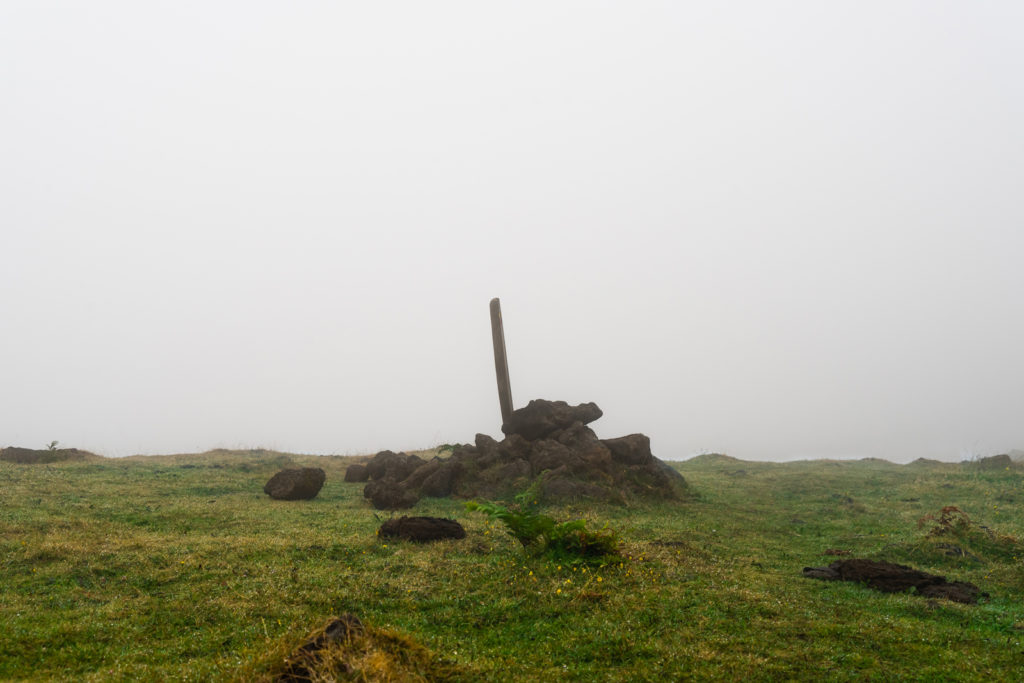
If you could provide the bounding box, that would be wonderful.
[489,297,514,424]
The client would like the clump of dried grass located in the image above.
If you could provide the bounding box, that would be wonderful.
[243,615,463,683]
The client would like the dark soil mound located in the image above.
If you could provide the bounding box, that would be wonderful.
[264,467,326,500]
[0,447,100,464]
[353,399,689,509]
[802,558,985,604]
[378,516,466,542]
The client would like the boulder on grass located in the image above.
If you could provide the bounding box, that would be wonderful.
[344,464,369,482]
[264,467,326,500]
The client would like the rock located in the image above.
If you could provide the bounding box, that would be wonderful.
[420,462,460,498]
[802,558,986,604]
[365,450,426,483]
[501,399,603,441]
[344,464,369,483]
[528,439,579,474]
[553,422,601,450]
[602,434,654,466]
[378,516,466,542]
[402,459,442,490]
[264,467,326,500]
[364,480,418,510]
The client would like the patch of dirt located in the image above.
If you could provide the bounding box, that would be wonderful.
[268,614,461,682]
[802,558,986,604]
[0,447,101,464]
[351,399,690,509]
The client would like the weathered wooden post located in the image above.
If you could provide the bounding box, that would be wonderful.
[489,297,514,424]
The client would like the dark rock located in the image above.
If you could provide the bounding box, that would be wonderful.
[474,433,501,455]
[553,422,601,449]
[365,450,425,482]
[402,459,442,490]
[364,480,419,509]
[264,468,326,500]
[498,458,532,481]
[420,462,460,498]
[344,464,369,483]
[497,433,532,463]
[802,558,986,604]
[528,439,580,474]
[501,399,603,441]
[378,516,466,542]
[602,434,654,466]
[365,451,402,480]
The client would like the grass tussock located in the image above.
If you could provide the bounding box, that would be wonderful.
[243,615,463,683]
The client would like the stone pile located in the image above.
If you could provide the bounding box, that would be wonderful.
[349,399,688,510]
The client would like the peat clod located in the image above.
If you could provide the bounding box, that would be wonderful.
[378,516,466,542]
[360,399,688,509]
[802,558,985,604]
[264,467,326,500]
[1,447,100,464]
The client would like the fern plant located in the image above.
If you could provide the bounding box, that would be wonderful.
[465,482,620,562]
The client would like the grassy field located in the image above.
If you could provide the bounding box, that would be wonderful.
[1,449,1022,681]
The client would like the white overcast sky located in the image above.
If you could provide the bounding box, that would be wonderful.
[2,2,1022,461]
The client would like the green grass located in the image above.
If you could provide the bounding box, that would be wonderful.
[1,450,1022,681]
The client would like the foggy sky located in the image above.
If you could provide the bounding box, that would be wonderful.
[3,2,1023,462]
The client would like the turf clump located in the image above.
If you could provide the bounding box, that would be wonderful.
[253,614,462,682]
